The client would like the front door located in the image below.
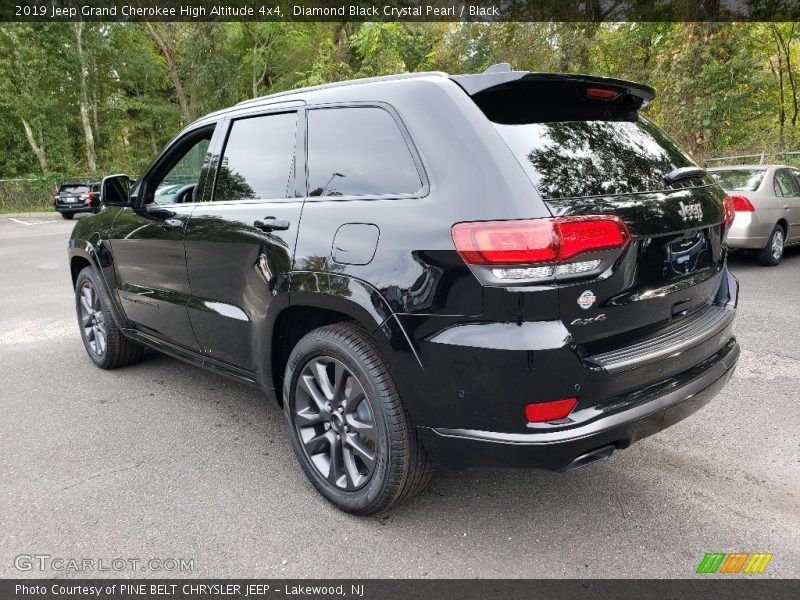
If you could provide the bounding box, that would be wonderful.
[184,109,302,372]
[110,126,216,349]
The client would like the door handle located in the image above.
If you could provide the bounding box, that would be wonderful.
[254,217,290,232]
[162,218,183,230]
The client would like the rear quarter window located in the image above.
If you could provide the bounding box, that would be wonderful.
[495,117,698,200]
[306,107,422,198]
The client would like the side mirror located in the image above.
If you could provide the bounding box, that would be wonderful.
[101,174,132,206]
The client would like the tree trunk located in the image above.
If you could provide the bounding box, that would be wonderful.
[21,118,48,172]
[145,22,190,123]
[74,22,97,173]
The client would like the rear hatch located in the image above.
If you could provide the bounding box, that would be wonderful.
[452,72,730,348]
[58,183,91,205]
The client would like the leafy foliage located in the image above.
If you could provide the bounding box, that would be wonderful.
[0,22,798,213]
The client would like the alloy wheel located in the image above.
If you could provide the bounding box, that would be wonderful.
[772,230,784,260]
[79,281,107,356]
[293,356,378,491]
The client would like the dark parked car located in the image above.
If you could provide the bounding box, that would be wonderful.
[53,181,101,219]
[67,67,740,514]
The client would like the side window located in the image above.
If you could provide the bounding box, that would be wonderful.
[152,134,212,205]
[306,107,422,197]
[774,170,799,198]
[213,112,297,202]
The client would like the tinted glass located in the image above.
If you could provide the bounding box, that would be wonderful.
[59,184,90,193]
[495,117,696,200]
[774,170,800,197]
[154,136,210,205]
[214,112,297,201]
[710,169,765,192]
[307,107,422,197]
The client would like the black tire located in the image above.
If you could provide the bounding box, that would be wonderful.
[61,212,74,220]
[75,266,143,369]
[283,323,432,515]
[756,224,785,266]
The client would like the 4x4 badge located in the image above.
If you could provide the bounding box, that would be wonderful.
[577,290,596,310]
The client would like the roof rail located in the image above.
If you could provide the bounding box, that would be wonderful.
[235,71,448,107]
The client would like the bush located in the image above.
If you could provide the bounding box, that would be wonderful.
[0,175,91,213]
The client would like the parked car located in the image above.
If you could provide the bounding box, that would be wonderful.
[67,67,740,514]
[53,181,101,219]
[709,165,800,265]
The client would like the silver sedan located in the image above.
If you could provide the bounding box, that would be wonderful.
[709,165,800,265]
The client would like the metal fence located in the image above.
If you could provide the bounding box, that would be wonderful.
[705,150,800,167]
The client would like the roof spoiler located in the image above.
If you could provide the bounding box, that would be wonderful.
[451,71,656,110]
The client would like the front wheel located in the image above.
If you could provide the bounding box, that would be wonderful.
[283,323,432,515]
[75,267,143,369]
[756,225,785,266]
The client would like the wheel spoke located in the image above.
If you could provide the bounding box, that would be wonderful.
[333,360,348,402]
[80,294,92,315]
[345,433,375,468]
[327,434,346,488]
[295,407,327,427]
[96,328,106,354]
[342,446,363,489]
[302,429,332,455]
[313,359,335,400]
[342,377,365,411]
[299,374,328,413]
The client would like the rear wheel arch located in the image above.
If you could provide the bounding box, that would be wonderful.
[70,255,92,288]
[776,218,788,235]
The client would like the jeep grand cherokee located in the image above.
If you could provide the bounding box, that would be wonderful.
[67,66,739,514]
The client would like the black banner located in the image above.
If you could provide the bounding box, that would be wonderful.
[2,579,800,600]
[3,0,800,22]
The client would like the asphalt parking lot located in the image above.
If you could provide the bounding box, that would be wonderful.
[0,213,798,579]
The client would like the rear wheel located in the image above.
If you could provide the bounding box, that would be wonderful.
[756,225,785,266]
[61,212,74,220]
[283,323,432,515]
[75,267,143,369]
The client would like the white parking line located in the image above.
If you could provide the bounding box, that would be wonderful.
[7,217,60,226]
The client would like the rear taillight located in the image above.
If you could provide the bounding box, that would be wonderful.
[729,194,754,212]
[526,398,577,423]
[452,216,629,280]
[722,195,736,227]
[452,216,629,283]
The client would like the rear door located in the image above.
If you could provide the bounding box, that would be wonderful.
[183,106,302,372]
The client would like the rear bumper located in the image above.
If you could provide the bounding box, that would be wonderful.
[727,212,773,249]
[56,205,95,214]
[419,339,739,470]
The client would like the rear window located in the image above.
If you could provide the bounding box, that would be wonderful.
[710,169,765,192]
[495,117,697,200]
[59,184,90,193]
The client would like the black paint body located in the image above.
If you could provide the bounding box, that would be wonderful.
[68,71,739,471]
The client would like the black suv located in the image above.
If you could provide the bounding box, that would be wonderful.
[68,67,739,514]
[54,181,101,219]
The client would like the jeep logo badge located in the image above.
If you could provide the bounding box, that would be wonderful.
[678,201,703,221]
